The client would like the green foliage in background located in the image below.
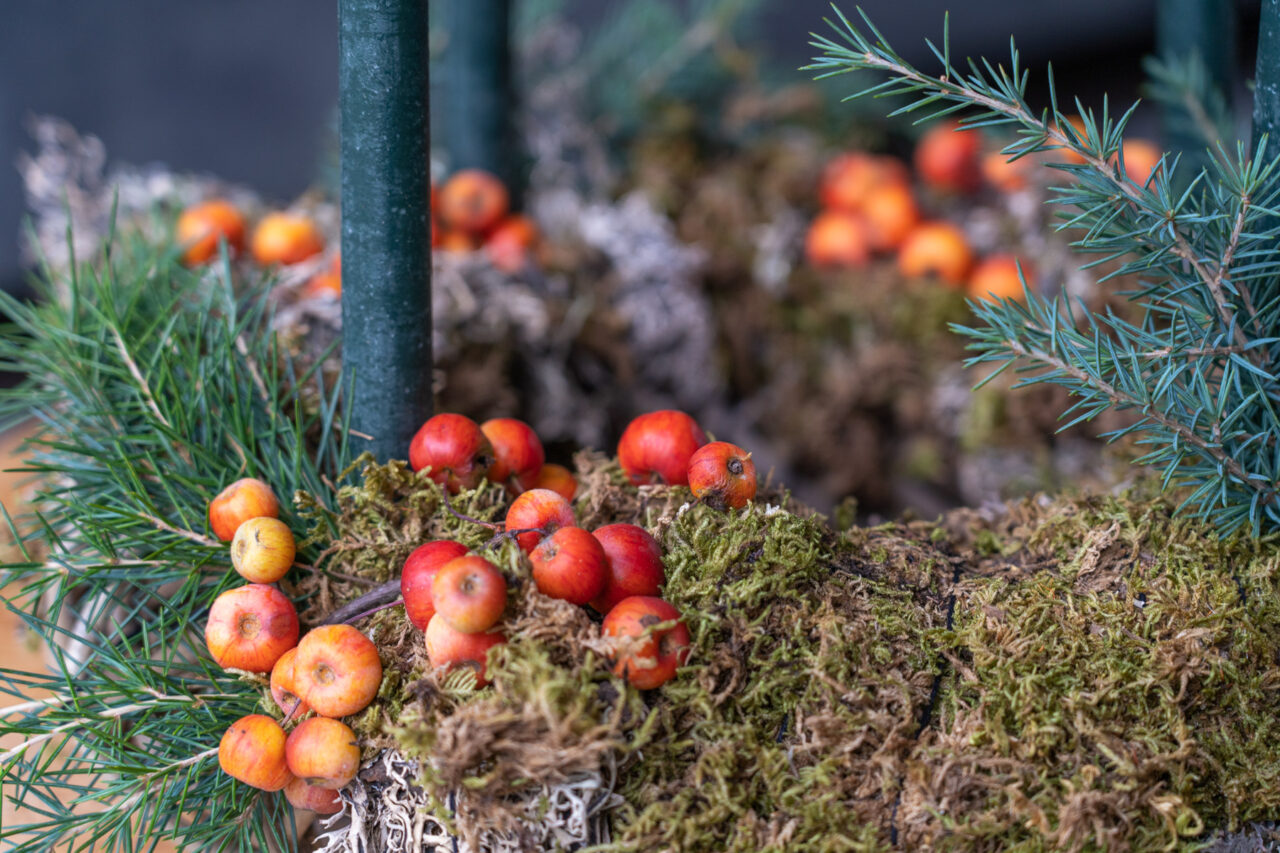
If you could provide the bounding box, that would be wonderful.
[811,6,1280,535]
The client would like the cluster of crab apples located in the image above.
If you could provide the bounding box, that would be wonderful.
[205,479,381,814]
[806,117,1163,302]
[200,409,757,809]
[174,167,539,300]
[406,410,757,690]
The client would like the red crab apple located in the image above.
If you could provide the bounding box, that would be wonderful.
[408,413,494,493]
[602,596,691,690]
[914,120,982,193]
[209,477,280,541]
[219,714,292,791]
[590,524,665,614]
[285,776,343,814]
[617,410,707,486]
[295,624,383,718]
[400,540,470,630]
[205,584,299,673]
[530,527,607,605]
[425,615,506,686]
[481,417,545,492]
[432,555,507,634]
[531,463,577,501]
[504,488,576,552]
[687,441,757,510]
[285,716,361,789]
[270,646,312,719]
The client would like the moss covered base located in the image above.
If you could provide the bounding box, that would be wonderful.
[302,456,1280,852]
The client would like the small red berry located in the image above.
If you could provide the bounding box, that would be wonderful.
[481,418,545,492]
[617,410,707,486]
[504,488,576,553]
[400,540,470,631]
[590,524,665,613]
[687,441,757,510]
[530,527,608,605]
[408,414,494,493]
[602,596,691,690]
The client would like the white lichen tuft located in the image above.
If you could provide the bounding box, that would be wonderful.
[313,750,622,853]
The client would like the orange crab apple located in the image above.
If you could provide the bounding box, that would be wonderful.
[270,647,312,719]
[505,488,576,552]
[687,441,757,510]
[219,714,292,791]
[209,477,280,542]
[617,410,707,487]
[531,463,577,501]
[982,151,1032,193]
[231,517,296,584]
[251,212,325,266]
[602,596,691,690]
[915,120,982,193]
[400,540,470,631]
[295,624,383,718]
[285,717,361,789]
[206,584,299,673]
[805,210,871,268]
[481,417,545,492]
[438,169,509,234]
[408,413,494,493]
[285,776,343,814]
[530,527,608,605]
[485,215,539,273]
[897,221,974,287]
[968,255,1035,302]
[590,524,665,614]
[1118,138,1162,185]
[432,555,507,634]
[176,199,246,266]
[819,152,908,211]
[425,615,506,686]
[860,182,920,252]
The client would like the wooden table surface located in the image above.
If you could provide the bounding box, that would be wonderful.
[0,424,182,852]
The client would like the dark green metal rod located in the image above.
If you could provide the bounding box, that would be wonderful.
[434,0,520,203]
[1255,0,1280,158]
[340,0,433,462]
[1156,0,1235,180]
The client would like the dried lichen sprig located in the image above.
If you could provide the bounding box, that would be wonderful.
[808,5,1280,535]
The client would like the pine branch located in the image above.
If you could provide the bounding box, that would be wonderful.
[0,220,351,850]
[810,5,1280,534]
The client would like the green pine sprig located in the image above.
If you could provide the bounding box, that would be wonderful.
[808,5,1280,534]
[0,213,352,851]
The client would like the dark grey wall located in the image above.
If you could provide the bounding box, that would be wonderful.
[2,1,338,288]
[0,0,1262,291]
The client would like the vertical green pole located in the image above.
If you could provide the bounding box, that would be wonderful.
[1255,0,1280,157]
[434,0,520,203]
[340,0,433,461]
[1156,0,1235,180]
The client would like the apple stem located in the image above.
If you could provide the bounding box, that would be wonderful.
[440,487,500,531]
[482,527,548,550]
[320,579,402,625]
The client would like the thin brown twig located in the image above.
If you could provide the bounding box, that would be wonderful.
[143,512,222,549]
[111,328,195,465]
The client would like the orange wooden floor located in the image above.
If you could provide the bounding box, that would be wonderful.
[0,425,181,852]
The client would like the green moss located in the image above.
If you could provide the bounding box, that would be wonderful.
[311,458,1280,851]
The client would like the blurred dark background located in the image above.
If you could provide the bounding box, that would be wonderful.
[0,0,1263,295]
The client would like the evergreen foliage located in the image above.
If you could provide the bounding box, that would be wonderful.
[0,223,349,851]
[810,6,1280,535]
